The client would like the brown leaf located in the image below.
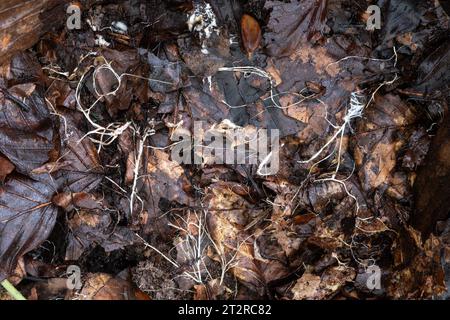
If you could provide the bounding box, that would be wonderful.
[402,128,430,170]
[52,192,103,211]
[0,154,14,182]
[241,14,261,56]
[206,182,265,296]
[65,209,137,260]
[0,83,54,175]
[52,110,103,193]
[387,227,446,298]
[143,150,193,216]
[291,266,355,300]
[78,273,150,300]
[0,175,57,281]
[264,0,328,57]
[354,94,416,192]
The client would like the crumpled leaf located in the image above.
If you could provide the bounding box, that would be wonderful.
[78,273,150,300]
[291,266,355,300]
[354,94,416,192]
[65,209,138,261]
[205,182,266,296]
[0,175,57,281]
[52,110,103,193]
[387,226,446,298]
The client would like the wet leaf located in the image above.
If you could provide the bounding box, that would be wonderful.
[264,0,328,57]
[354,94,416,192]
[206,182,266,296]
[52,110,103,193]
[78,273,150,300]
[0,154,14,182]
[0,83,54,175]
[0,175,57,281]
[291,266,355,300]
[65,209,137,261]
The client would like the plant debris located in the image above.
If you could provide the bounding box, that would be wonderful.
[0,0,450,300]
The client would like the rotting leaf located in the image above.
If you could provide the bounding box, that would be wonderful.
[0,154,14,183]
[387,227,446,298]
[0,83,54,175]
[77,273,150,300]
[0,175,57,281]
[264,0,328,57]
[65,209,137,261]
[205,182,266,296]
[291,266,355,300]
[354,94,416,192]
[52,109,103,193]
[143,150,193,216]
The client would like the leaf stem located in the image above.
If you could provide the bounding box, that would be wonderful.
[1,279,26,300]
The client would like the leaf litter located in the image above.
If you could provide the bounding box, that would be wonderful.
[0,0,450,300]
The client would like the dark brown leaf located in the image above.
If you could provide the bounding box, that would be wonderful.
[0,175,57,281]
[65,209,137,261]
[77,273,150,300]
[0,83,54,175]
[0,154,14,182]
[52,110,103,193]
[264,0,328,57]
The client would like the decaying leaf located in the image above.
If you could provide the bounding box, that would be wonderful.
[264,0,328,57]
[291,266,355,300]
[205,182,266,296]
[387,227,446,298]
[0,175,57,281]
[0,155,14,182]
[52,110,103,193]
[354,94,416,192]
[78,273,150,300]
[65,209,137,261]
[0,83,54,175]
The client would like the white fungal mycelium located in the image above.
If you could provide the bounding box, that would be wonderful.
[111,21,128,34]
[94,35,111,47]
[187,2,219,54]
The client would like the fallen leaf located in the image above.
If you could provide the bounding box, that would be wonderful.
[241,14,261,56]
[78,273,150,300]
[0,175,57,281]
